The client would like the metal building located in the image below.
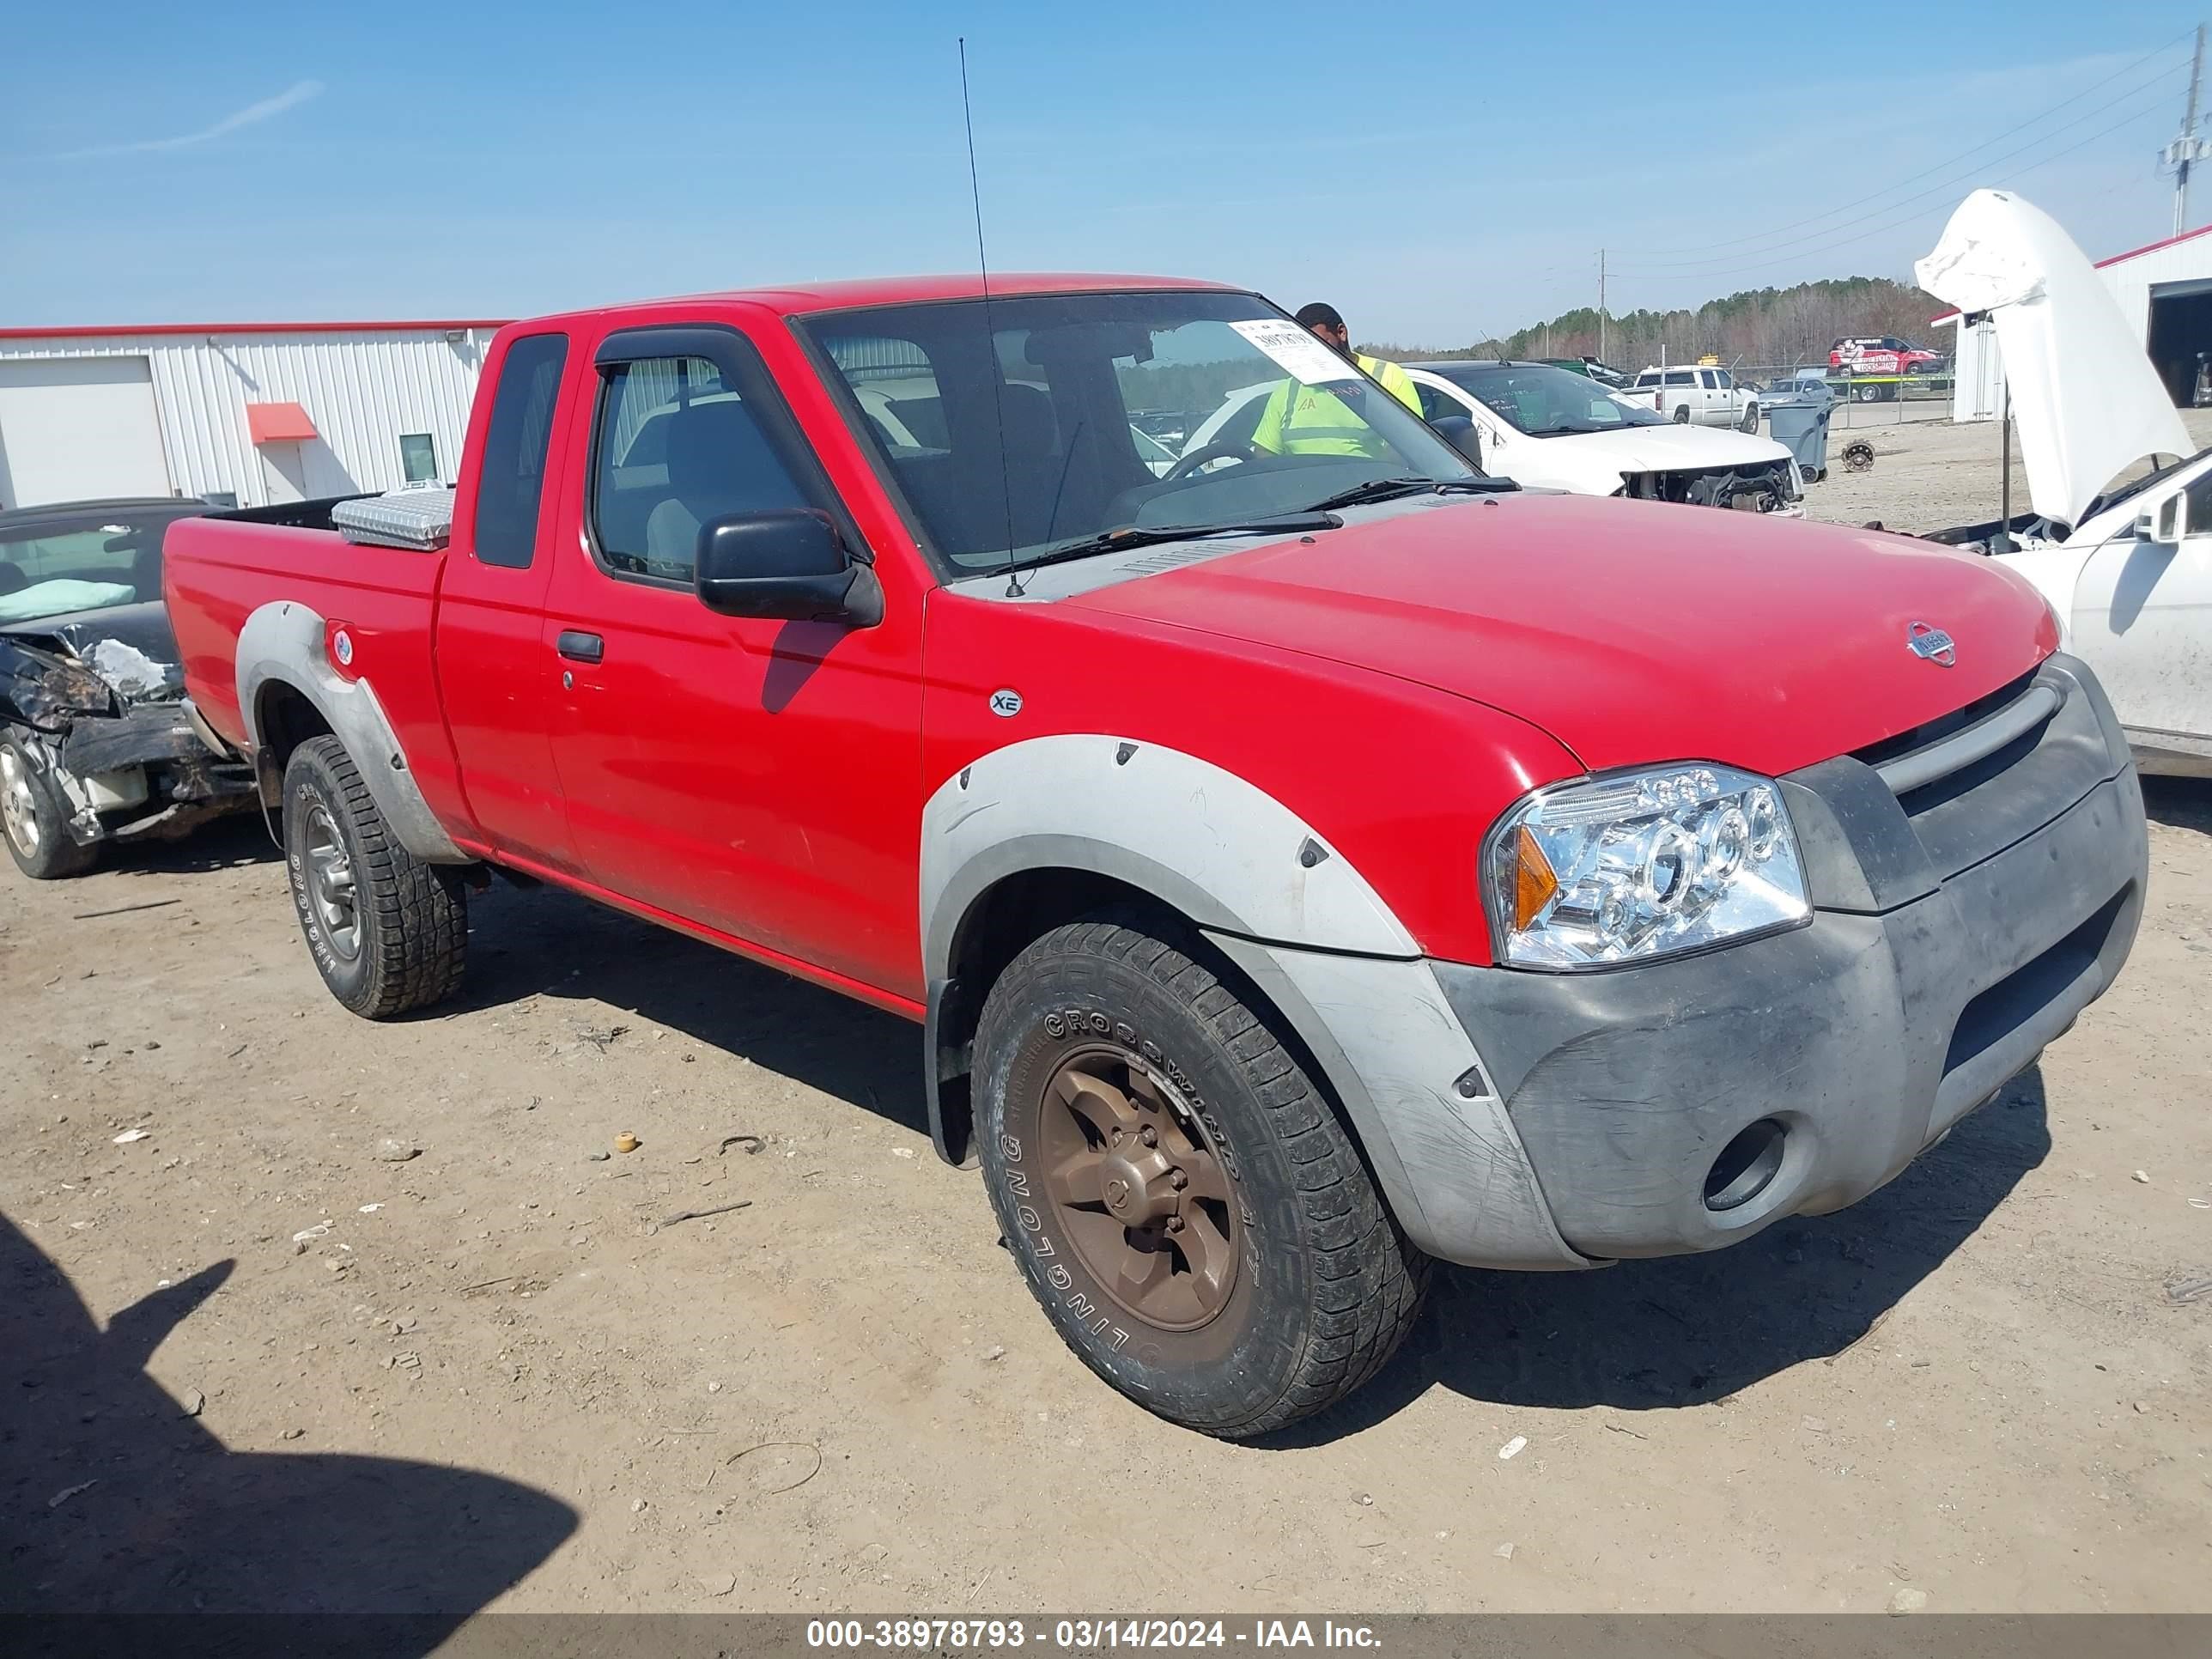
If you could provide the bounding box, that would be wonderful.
[1942,224,2212,421]
[0,319,507,510]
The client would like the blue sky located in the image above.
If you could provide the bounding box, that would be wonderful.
[3,1,2207,343]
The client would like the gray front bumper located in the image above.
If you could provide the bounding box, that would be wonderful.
[1217,654,2148,1268]
[1434,770,2142,1258]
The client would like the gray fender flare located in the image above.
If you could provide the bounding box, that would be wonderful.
[235,600,469,865]
[918,735,1584,1268]
[921,733,1419,976]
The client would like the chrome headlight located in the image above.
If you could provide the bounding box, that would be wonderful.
[1483,764,1810,970]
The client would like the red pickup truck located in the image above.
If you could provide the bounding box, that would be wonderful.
[167,275,2148,1437]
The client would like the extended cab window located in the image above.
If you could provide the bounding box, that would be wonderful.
[590,356,809,584]
[1664,371,1693,387]
[473,331,568,568]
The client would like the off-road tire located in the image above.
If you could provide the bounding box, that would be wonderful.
[975,915,1429,1438]
[0,737,98,880]
[283,734,466,1018]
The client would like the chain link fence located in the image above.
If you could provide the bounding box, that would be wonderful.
[1732,365,1955,429]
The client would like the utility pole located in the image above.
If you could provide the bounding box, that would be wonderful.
[1598,248,1607,364]
[2162,24,2209,235]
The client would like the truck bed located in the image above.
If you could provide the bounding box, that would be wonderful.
[163,507,460,821]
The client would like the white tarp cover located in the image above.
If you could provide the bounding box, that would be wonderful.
[1916,189,2191,527]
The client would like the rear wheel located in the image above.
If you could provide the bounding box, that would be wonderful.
[975,915,1428,1438]
[0,738,98,880]
[283,734,467,1018]
[1673,404,1691,423]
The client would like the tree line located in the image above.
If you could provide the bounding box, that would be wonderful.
[1364,276,1950,372]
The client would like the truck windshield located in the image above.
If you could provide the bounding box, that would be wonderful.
[0,507,201,628]
[1429,362,1668,436]
[802,290,1479,574]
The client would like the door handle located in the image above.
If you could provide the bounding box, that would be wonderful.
[556,630,604,664]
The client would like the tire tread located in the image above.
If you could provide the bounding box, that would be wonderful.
[289,735,465,1018]
[981,911,1429,1437]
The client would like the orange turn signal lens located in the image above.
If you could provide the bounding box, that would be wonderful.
[1512,825,1558,930]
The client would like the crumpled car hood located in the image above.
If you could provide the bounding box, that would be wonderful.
[0,599,184,726]
[1540,422,1791,473]
[1916,188,2192,526]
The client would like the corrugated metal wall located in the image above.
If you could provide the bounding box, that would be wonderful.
[0,328,489,507]
[1947,231,2212,423]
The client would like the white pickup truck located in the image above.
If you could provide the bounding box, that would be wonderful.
[1627,366,1761,432]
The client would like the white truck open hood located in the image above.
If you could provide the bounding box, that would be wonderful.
[1915,188,2191,528]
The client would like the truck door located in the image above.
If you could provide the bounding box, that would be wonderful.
[435,330,586,872]
[2071,466,2212,746]
[538,323,926,1002]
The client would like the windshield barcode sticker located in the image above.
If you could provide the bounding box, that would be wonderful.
[1229,319,1360,386]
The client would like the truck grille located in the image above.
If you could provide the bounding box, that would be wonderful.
[1851,661,2112,882]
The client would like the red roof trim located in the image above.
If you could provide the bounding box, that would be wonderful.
[2091,221,2212,269]
[0,319,510,341]
[1932,221,2212,325]
[246,402,319,444]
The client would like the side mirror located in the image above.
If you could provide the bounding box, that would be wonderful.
[1430,414,1485,469]
[695,511,884,627]
[2134,512,2155,540]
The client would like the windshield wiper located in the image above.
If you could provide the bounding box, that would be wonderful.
[1297,477,1514,513]
[1000,513,1340,593]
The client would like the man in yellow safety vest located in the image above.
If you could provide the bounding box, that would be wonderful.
[1250,302,1423,458]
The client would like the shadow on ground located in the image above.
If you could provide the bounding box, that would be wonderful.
[1271,1068,2052,1443]
[2142,775,2212,836]
[0,1212,574,1638]
[450,878,930,1137]
[107,811,280,878]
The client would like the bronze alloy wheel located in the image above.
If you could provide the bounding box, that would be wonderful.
[974,915,1431,1437]
[1033,1044,1240,1332]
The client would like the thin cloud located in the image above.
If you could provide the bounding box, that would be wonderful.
[59,79,325,160]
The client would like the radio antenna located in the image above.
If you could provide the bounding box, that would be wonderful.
[957,37,1021,594]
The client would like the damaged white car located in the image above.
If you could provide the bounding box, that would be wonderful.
[1917,189,2212,775]
[1405,361,1803,513]
[0,498,258,878]
[1182,362,1804,513]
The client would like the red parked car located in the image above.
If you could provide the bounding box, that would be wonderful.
[164,276,2147,1437]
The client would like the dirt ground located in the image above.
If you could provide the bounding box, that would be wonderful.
[1800,404,2212,533]
[3,438,2209,1618]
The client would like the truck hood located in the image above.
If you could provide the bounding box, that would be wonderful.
[1067,492,2057,776]
[1917,188,2191,527]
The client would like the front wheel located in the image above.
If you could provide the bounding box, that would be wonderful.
[283,734,468,1018]
[1738,403,1760,433]
[975,915,1428,1438]
[0,738,98,880]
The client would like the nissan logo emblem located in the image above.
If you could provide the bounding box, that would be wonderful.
[1906,621,1956,666]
